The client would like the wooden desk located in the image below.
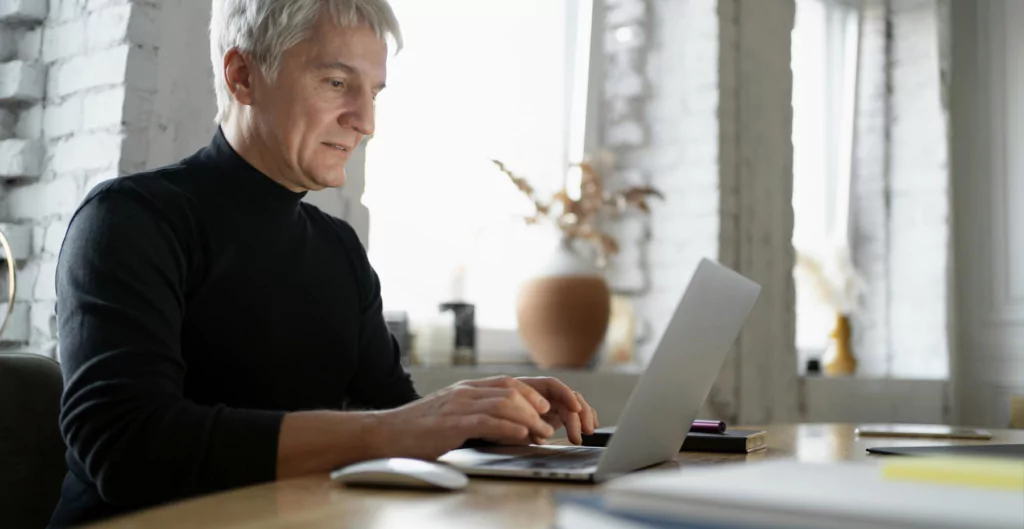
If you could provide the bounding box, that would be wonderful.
[88,424,1024,529]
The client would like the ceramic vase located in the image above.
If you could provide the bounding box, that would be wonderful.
[824,313,857,376]
[515,239,611,368]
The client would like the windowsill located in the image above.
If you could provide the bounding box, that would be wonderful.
[800,374,950,382]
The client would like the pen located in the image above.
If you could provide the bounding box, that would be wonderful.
[691,419,727,434]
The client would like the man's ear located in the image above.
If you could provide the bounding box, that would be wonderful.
[224,47,256,107]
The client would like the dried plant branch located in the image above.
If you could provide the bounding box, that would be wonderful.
[494,157,664,268]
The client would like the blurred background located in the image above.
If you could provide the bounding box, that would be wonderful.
[0,0,1018,428]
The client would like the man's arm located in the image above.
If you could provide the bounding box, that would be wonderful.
[57,186,291,505]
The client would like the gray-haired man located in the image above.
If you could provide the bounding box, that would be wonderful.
[50,1,597,526]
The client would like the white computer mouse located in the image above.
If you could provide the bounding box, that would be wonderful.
[330,458,469,491]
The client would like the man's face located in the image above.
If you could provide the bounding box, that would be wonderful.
[251,16,387,191]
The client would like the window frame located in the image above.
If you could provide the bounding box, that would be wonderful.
[361,1,605,363]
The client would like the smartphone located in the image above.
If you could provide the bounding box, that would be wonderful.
[854,424,992,440]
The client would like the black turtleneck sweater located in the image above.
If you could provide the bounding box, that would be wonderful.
[49,129,419,527]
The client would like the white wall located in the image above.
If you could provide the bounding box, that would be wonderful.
[951,0,1024,427]
[849,0,891,377]
[887,0,951,379]
[719,0,799,425]
[0,0,46,346]
[0,0,149,354]
[602,0,798,425]
[144,0,216,169]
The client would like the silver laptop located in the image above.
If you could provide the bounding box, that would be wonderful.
[439,258,761,482]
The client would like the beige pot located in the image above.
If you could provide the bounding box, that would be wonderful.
[516,242,610,368]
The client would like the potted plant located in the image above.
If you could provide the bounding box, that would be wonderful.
[492,157,662,368]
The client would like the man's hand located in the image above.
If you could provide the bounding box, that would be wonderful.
[517,377,599,445]
[371,376,598,460]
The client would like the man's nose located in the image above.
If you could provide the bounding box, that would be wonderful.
[340,92,375,136]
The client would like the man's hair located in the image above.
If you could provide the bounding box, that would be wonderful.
[209,0,402,123]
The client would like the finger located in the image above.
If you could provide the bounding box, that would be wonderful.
[561,406,584,445]
[517,377,581,413]
[470,395,555,439]
[592,406,600,428]
[574,391,597,435]
[462,376,551,414]
[542,413,564,431]
[455,414,529,442]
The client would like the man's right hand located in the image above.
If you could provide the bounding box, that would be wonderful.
[371,376,556,460]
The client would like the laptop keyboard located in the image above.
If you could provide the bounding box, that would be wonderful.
[480,446,603,470]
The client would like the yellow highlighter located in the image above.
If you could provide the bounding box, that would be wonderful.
[882,457,1024,491]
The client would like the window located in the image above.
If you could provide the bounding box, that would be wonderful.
[791,0,861,367]
[363,1,595,332]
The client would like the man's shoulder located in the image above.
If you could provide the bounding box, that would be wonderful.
[72,160,214,245]
[82,154,217,214]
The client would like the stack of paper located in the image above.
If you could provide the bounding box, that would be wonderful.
[557,459,1024,529]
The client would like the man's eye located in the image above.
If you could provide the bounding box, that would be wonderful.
[329,80,345,89]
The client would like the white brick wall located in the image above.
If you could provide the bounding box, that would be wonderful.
[46,45,129,98]
[0,0,141,355]
[0,28,14,60]
[0,138,42,177]
[0,108,13,139]
[625,0,721,364]
[17,26,42,61]
[0,0,47,22]
[0,302,31,343]
[0,60,45,103]
[42,17,86,62]
[7,176,81,220]
[0,3,45,351]
[49,131,122,173]
[613,0,797,424]
[15,103,41,138]
[0,221,32,259]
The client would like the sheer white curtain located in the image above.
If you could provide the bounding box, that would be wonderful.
[363,1,589,329]
[792,0,861,358]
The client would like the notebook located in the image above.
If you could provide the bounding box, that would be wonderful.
[598,459,1024,529]
[581,427,767,453]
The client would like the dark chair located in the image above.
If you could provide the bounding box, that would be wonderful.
[0,353,67,528]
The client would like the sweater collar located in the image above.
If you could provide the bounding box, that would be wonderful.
[203,127,309,205]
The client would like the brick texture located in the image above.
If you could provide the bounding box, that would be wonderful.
[627,0,721,364]
[618,0,797,424]
[0,0,132,354]
[0,60,46,104]
[0,0,47,23]
[0,138,42,177]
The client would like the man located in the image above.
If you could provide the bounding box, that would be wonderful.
[49,1,598,526]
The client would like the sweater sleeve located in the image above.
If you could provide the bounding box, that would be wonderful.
[334,221,420,410]
[56,185,284,507]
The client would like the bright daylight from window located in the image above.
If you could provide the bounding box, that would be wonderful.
[791,0,860,366]
[363,0,591,330]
